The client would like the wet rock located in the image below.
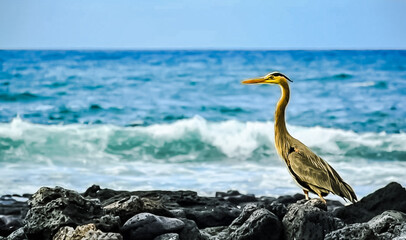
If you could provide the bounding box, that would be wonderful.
[230,208,282,240]
[0,215,23,237]
[121,213,185,240]
[24,187,120,240]
[265,201,287,220]
[325,210,406,240]
[324,223,377,240]
[184,206,241,228]
[178,218,206,240]
[200,226,228,240]
[229,203,263,227]
[154,233,180,240]
[53,223,123,240]
[334,182,406,224]
[368,210,406,236]
[202,204,282,240]
[282,199,344,240]
[0,195,29,237]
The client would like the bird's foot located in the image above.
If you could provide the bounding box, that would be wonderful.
[317,193,327,204]
[303,190,310,200]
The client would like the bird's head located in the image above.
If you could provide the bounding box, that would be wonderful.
[241,72,292,85]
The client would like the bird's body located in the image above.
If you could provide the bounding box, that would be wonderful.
[242,72,357,204]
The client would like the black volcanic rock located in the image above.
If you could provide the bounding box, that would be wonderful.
[276,193,305,205]
[120,213,185,240]
[103,195,172,223]
[265,201,288,220]
[4,227,25,240]
[178,218,206,240]
[24,186,120,240]
[216,190,257,204]
[325,210,406,239]
[282,199,344,240]
[184,205,241,228]
[230,208,282,240]
[201,203,282,240]
[1,183,406,239]
[0,195,29,237]
[334,182,406,224]
[0,215,23,237]
[324,222,376,240]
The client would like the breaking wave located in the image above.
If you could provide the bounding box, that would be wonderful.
[1,116,405,165]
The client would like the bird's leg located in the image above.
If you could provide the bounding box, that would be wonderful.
[317,193,327,204]
[303,190,309,200]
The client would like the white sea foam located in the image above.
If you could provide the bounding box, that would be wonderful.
[1,116,405,198]
[1,116,405,164]
[350,81,377,87]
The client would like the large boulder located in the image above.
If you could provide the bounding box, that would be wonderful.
[282,199,344,240]
[334,182,406,224]
[24,187,120,240]
[120,213,185,240]
[229,208,281,240]
[201,203,282,240]
[326,210,406,239]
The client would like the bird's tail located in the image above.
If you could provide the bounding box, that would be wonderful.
[339,181,358,203]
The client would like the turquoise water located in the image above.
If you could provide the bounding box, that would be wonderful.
[0,50,405,198]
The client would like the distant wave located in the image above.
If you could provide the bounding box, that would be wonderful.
[330,73,353,80]
[0,92,43,102]
[308,73,353,82]
[1,116,405,164]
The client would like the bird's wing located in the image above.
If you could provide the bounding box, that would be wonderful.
[287,142,357,202]
[287,149,333,193]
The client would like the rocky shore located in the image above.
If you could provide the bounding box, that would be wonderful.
[1,182,406,240]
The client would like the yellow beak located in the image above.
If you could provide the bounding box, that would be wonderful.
[241,77,267,84]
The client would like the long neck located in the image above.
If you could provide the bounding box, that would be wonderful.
[275,81,290,135]
[274,81,291,157]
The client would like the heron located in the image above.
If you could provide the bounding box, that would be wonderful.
[242,72,357,204]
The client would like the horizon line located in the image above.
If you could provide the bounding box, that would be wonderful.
[1,47,406,51]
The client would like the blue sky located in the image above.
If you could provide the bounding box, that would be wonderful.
[1,0,405,49]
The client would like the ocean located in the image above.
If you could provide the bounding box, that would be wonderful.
[0,50,405,199]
